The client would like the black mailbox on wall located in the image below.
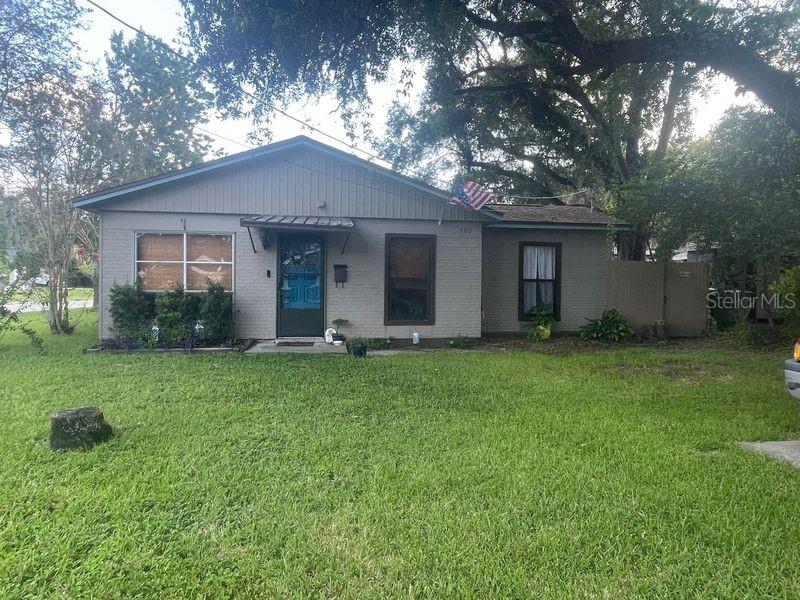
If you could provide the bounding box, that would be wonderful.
[333,264,348,287]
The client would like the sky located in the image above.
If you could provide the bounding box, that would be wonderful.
[74,0,756,162]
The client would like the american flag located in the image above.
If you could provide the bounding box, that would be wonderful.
[449,179,496,211]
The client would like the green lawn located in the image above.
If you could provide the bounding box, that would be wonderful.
[11,287,94,303]
[65,287,95,302]
[2,312,799,597]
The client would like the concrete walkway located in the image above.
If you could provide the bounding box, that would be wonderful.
[245,340,348,354]
[740,441,800,469]
[6,299,94,313]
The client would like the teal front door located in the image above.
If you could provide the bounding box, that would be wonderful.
[277,235,325,337]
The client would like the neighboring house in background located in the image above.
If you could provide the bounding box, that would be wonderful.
[73,136,628,342]
[673,243,715,264]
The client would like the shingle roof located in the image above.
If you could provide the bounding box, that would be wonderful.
[488,203,627,227]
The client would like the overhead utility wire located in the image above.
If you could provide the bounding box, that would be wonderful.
[9,50,595,207]
[80,0,453,187]
[505,188,591,201]
[12,50,457,203]
[37,3,596,206]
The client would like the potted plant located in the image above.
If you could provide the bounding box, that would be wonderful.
[331,318,348,345]
[347,337,368,358]
[525,304,556,341]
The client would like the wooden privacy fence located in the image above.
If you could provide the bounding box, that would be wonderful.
[607,261,709,337]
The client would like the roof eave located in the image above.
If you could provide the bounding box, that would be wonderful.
[486,221,630,231]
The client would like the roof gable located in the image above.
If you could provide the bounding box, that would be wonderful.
[74,136,496,219]
[73,136,498,223]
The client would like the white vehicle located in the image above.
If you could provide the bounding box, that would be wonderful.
[786,340,800,402]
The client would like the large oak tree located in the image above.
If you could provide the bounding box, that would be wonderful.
[180,0,800,258]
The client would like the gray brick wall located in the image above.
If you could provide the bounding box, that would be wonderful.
[99,212,482,340]
[481,228,611,333]
[325,219,482,340]
[99,212,275,339]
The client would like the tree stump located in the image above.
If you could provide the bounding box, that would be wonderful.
[49,407,113,451]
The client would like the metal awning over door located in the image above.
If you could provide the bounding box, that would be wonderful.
[240,215,355,232]
[241,215,355,254]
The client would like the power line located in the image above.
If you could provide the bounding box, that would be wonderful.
[504,188,591,201]
[80,0,448,185]
[194,126,253,150]
[4,49,453,202]
[5,45,258,153]
[10,7,591,207]
[5,49,456,201]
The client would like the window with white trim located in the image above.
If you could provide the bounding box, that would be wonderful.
[136,233,233,292]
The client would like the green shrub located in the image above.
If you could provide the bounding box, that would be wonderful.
[109,284,155,339]
[332,318,349,332]
[366,338,391,350]
[579,309,634,342]
[771,266,800,334]
[449,335,475,349]
[731,322,794,347]
[347,337,368,357]
[154,310,184,345]
[1,278,44,352]
[523,304,556,329]
[155,287,191,345]
[199,282,234,344]
[110,283,233,347]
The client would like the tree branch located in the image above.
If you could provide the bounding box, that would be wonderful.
[463,2,800,133]
[654,62,689,160]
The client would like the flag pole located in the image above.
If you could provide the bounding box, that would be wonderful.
[439,178,456,226]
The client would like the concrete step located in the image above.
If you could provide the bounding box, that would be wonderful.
[274,337,324,346]
[246,340,347,355]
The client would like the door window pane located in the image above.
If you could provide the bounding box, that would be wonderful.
[280,239,322,309]
[386,236,434,323]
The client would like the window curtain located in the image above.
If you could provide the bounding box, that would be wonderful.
[522,246,556,312]
[523,246,555,280]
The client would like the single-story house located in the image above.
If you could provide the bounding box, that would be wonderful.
[73,136,627,342]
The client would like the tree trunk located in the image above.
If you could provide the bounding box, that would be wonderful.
[618,231,648,261]
[654,62,689,160]
[47,264,72,334]
[92,265,99,309]
[49,407,113,451]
